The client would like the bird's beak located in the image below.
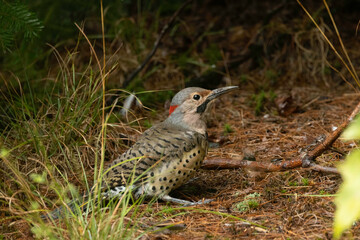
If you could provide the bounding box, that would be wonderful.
[206,86,239,102]
[197,86,238,113]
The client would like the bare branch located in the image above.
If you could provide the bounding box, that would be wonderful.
[202,158,339,174]
[123,0,193,88]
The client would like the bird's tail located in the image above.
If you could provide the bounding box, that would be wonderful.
[41,185,133,220]
[41,193,91,221]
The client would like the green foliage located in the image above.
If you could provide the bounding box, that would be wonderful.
[0,1,43,52]
[0,0,145,85]
[301,178,309,186]
[333,117,360,239]
[288,181,298,186]
[161,205,175,215]
[137,90,174,107]
[0,148,9,158]
[223,123,234,135]
[143,119,152,128]
[234,192,261,212]
[333,149,360,239]
[341,115,360,140]
[319,189,327,195]
[0,50,104,228]
[30,172,47,184]
[240,74,248,84]
[27,166,154,239]
[265,69,278,85]
[253,91,266,115]
[203,43,222,65]
[251,90,277,116]
[176,54,209,72]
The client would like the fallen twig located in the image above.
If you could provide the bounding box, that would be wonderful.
[202,100,360,174]
[202,158,302,172]
[202,158,339,174]
[310,164,340,174]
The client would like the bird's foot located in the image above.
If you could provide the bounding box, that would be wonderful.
[302,155,313,168]
[161,195,213,206]
[182,198,213,207]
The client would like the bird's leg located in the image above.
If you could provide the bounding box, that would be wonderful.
[183,198,213,207]
[161,195,213,206]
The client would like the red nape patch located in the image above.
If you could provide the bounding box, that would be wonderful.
[169,105,178,115]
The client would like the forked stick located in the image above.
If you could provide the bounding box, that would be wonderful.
[202,100,360,174]
[122,0,193,88]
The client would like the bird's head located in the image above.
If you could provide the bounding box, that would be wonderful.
[166,86,238,134]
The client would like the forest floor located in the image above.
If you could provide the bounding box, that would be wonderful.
[136,85,360,239]
[5,85,360,239]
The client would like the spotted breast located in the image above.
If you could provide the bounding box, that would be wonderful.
[103,122,208,204]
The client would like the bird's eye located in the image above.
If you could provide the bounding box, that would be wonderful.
[193,94,201,100]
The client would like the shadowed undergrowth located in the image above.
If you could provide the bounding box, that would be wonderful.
[0,48,152,238]
[0,40,252,240]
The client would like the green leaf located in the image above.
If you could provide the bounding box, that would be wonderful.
[234,192,261,212]
[30,172,47,184]
[342,115,360,140]
[0,148,9,158]
[0,1,43,52]
[333,149,360,239]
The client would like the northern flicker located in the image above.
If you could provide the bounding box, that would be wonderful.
[102,86,238,205]
[44,86,238,219]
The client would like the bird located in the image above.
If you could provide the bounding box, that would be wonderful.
[43,85,238,219]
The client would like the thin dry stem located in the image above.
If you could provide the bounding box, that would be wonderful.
[296,0,360,86]
[323,0,359,84]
